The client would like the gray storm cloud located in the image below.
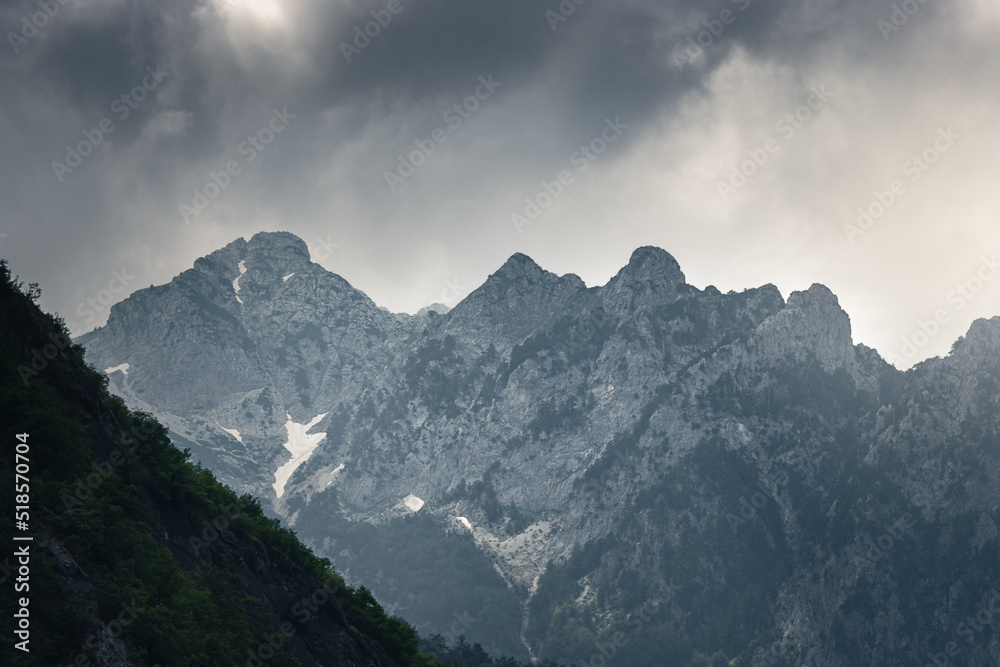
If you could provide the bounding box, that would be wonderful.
[1,0,998,368]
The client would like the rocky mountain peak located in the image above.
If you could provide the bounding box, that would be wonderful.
[601,245,687,312]
[444,253,586,347]
[958,316,1000,352]
[188,231,312,294]
[786,282,841,312]
[234,231,313,284]
[416,302,452,317]
[743,281,860,380]
[491,252,548,283]
[784,283,853,344]
[246,230,311,261]
[945,316,1000,378]
[622,245,686,281]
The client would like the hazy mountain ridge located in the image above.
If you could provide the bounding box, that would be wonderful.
[79,232,1000,665]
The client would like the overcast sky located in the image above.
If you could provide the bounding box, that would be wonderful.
[2,0,998,368]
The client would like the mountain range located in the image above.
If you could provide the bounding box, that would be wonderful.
[78,231,1000,666]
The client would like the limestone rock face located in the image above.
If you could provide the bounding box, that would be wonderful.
[80,232,1000,666]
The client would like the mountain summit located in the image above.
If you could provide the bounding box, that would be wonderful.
[445,252,586,349]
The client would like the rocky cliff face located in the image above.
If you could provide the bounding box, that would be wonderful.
[79,232,1000,665]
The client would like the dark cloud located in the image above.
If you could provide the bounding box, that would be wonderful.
[1,0,998,367]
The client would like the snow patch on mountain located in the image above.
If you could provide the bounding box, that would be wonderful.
[218,425,243,443]
[273,412,328,498]
[324,463,345,489]
[233,260,247,304]
[403,494,425,512]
